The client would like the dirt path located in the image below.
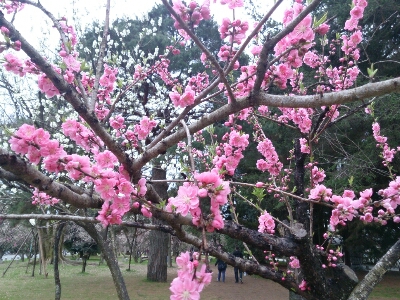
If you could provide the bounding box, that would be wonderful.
[189,266,288,300]
[165,265,400,300]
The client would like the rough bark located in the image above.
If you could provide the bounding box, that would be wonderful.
[78,222,130,300]
[54,223,66,300]
[348,239,400,300]
[147,167,169,282]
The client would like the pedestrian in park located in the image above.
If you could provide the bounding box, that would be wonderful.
[215,257,227,282]
[233,246,243,283]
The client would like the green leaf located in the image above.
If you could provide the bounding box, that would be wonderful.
[348,176,354,187]
[252,187,266,201]
[367,63,378,78]
[314,12,328,28]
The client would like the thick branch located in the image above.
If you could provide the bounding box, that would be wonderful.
[348,239,400,300]
[133,77,400,171]
[0,149,102,208]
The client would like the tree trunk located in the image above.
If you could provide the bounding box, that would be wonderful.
[289,292,307,300]
[348,239,400,300]
[147,217,168,281]
[37,227,47,276]
[54,223,65,300]
[147,166,168,282]
[79,222,130,300]
[168,235,172,268]
[32,233,38,277]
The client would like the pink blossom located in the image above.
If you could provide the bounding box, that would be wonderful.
[299,138,310,154]
[38,74,60,97]
[299,280,308,291]
[168,183,199,216]
[309,184,332,202]
[170,277,200,300]
[311,166,326,184]
[350,6,364,19]
[229,130,249,149]
[141,206,152,218]
[63,54,81,72]
[220,0,244,9]
[95,150,118,169]
[170,85,196,108]
[315,23,330,35]
[258,211,275,234]
[3,53,25,76]
[289,257,300,269]
[97,201,122,227]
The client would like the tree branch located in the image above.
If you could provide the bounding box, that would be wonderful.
[0,149,103,208]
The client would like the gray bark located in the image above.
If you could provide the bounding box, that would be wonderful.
[54,223,65,300]
[79,222,130,300]
[147,166,169,282]
[348,239,400,300]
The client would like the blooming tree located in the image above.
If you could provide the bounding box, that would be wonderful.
[0,0,400,300]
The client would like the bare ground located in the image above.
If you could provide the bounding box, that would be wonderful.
[167,265,400,300]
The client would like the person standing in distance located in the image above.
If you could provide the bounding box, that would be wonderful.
[233,246,243,283]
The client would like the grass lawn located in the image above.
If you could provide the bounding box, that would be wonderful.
[0,257,171,300]
[0,257,399,300]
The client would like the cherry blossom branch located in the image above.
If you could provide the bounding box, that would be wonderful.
[132,76,400,173]
[161,0,236,103]
[231,181,334,208]
[89,0,111,112]
[233,190,292,232]
[253,0,322,92]
[0,213,176,233]
[17,0,69,52]
[226,0,284,73]
[0,14,138,180]
[0,148,103,208]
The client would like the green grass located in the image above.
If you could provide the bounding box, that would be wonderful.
[0,258,170,300]
[1,259,399,300]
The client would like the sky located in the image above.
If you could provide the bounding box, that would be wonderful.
[10,0,291,48]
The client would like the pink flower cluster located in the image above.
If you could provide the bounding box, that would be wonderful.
[38,71,60,97]
[308,184,332,202]
[299,138,310,154]
[166,171,230,232]
[9,124,150,227]
[98,64,118,103]
[378,177,400,222]
[256,138,283,176]
[271,2,316,88]
[171,0,211,39]
[170,251,212,300]
[169,85,196,108]
[219,0,243,9]
[213,129,249,176]
[258,211,275,234]
[62,119,104,152]
[289,256,300,269]
[299,280,309,291]
[344,0,368,31]
[311,166,325,185]
[324,248,343,268]
[3,53,25,76]
[372,122,398,166]
[278,108,313,134]
[0,0,24,14]
[9,124,67,167]
[109,115,157,144]
[32,188,60,206]
[219,18,249,45]
[135,116,158,140]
